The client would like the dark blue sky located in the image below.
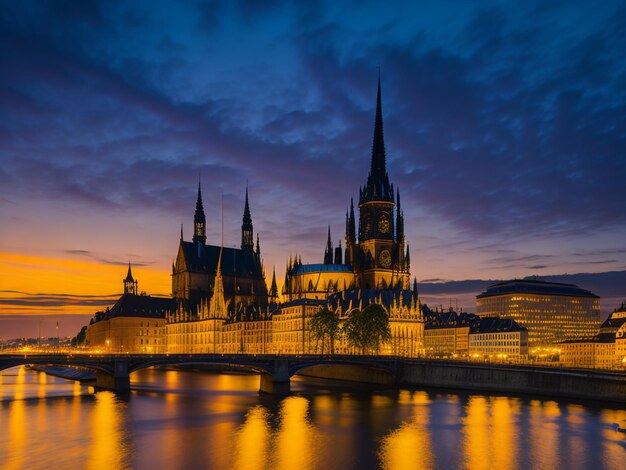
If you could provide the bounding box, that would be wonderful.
[1,0,626,300]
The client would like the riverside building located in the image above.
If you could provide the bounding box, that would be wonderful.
[476,279,600,347]
[560,302,626,369]
[468,317,529,360]
[85,264,175,353]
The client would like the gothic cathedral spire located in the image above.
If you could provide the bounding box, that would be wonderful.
[193,179,207,244]
[361,76,393,204]
[269,267,278,300]
[241,186,254,250]
[324,225,333,264]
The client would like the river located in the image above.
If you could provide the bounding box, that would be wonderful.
[1,366,625,469]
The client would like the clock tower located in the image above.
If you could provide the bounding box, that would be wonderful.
[346,77,410,290]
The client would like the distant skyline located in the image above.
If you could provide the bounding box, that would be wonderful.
[1,1,626,337]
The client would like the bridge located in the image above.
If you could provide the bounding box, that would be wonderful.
[2,353,626,401]
[0,353,402,394]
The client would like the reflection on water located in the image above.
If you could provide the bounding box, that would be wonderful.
[1,366,625,469]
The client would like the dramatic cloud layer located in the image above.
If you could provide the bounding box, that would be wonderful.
[1,1,625,336]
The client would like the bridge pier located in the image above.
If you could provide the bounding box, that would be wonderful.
[95,360,130,393]
[259,359,290,394]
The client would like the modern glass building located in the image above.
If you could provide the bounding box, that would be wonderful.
[476,279,600,346]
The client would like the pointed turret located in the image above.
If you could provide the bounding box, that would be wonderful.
[193,179,207,244]
[348,197,356,242]
[334,240,343,264]
[324,225,333,264]
[405,243,411,268]
[269,267,278,300]
[256,233,261,256]
[361,77,393,203]
[209,249,227,319]
[241,186,254,250]
[396,188,404,243]
[123,262,138,295]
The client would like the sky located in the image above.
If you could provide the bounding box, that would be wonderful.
[1,0,626,338]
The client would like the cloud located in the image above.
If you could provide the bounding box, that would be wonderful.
[0,0,625,294]
[64,249,154,266]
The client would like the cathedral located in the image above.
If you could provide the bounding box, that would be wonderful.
[283,78,411,299]
[85,77,424,356]
[171,185,275,320]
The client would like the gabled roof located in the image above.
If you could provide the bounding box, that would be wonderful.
[179,241,262,279]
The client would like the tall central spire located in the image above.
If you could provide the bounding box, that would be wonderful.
[241,186,254,249]
[361,76,393,203]
[193,178,207,244]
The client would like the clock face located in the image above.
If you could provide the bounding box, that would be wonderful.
[378,216,390,234]
[379,249,391,268]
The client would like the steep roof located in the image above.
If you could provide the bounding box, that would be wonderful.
[471,317,528,334]
[124,263,135,282]
[104,294,176,320]
[179,241,263,279]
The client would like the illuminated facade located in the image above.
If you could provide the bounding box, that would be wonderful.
[476,279,600,346]
[272,299,326,354]
[85,266,175,353]
[423,311,477,357]
[468,317,529,359]
[560,302,626,369]
[560,335,616,369]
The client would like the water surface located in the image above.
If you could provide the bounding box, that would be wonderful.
[1,367,625,469]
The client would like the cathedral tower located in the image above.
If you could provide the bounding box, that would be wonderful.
[352,77,409,290]
[241,187,254,250]
[193,180,207,245]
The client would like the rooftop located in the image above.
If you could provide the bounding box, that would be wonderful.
[100,294,176,320]
[477,278,599,299]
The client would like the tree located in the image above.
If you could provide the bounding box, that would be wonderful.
[343,304,391,355]
[310,306,340,355]
[71,325,88,348]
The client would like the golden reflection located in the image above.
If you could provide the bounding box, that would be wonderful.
[6,397,27,470]
[491,397,519,470]
[529,400,559,469]
[462,396,490,470]
[232,406,270,470]
[37,371,47,399]
[15,366,26,401]
[379,400,434,470]
[273,396,318,470]
[599,409,626,469]
[73,380,82,396]
[88,392,128,470]
[165,370,179,387]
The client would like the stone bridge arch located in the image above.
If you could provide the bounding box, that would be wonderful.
[289,359,397,386]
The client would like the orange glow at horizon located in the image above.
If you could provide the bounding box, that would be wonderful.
[0,252,171,316]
